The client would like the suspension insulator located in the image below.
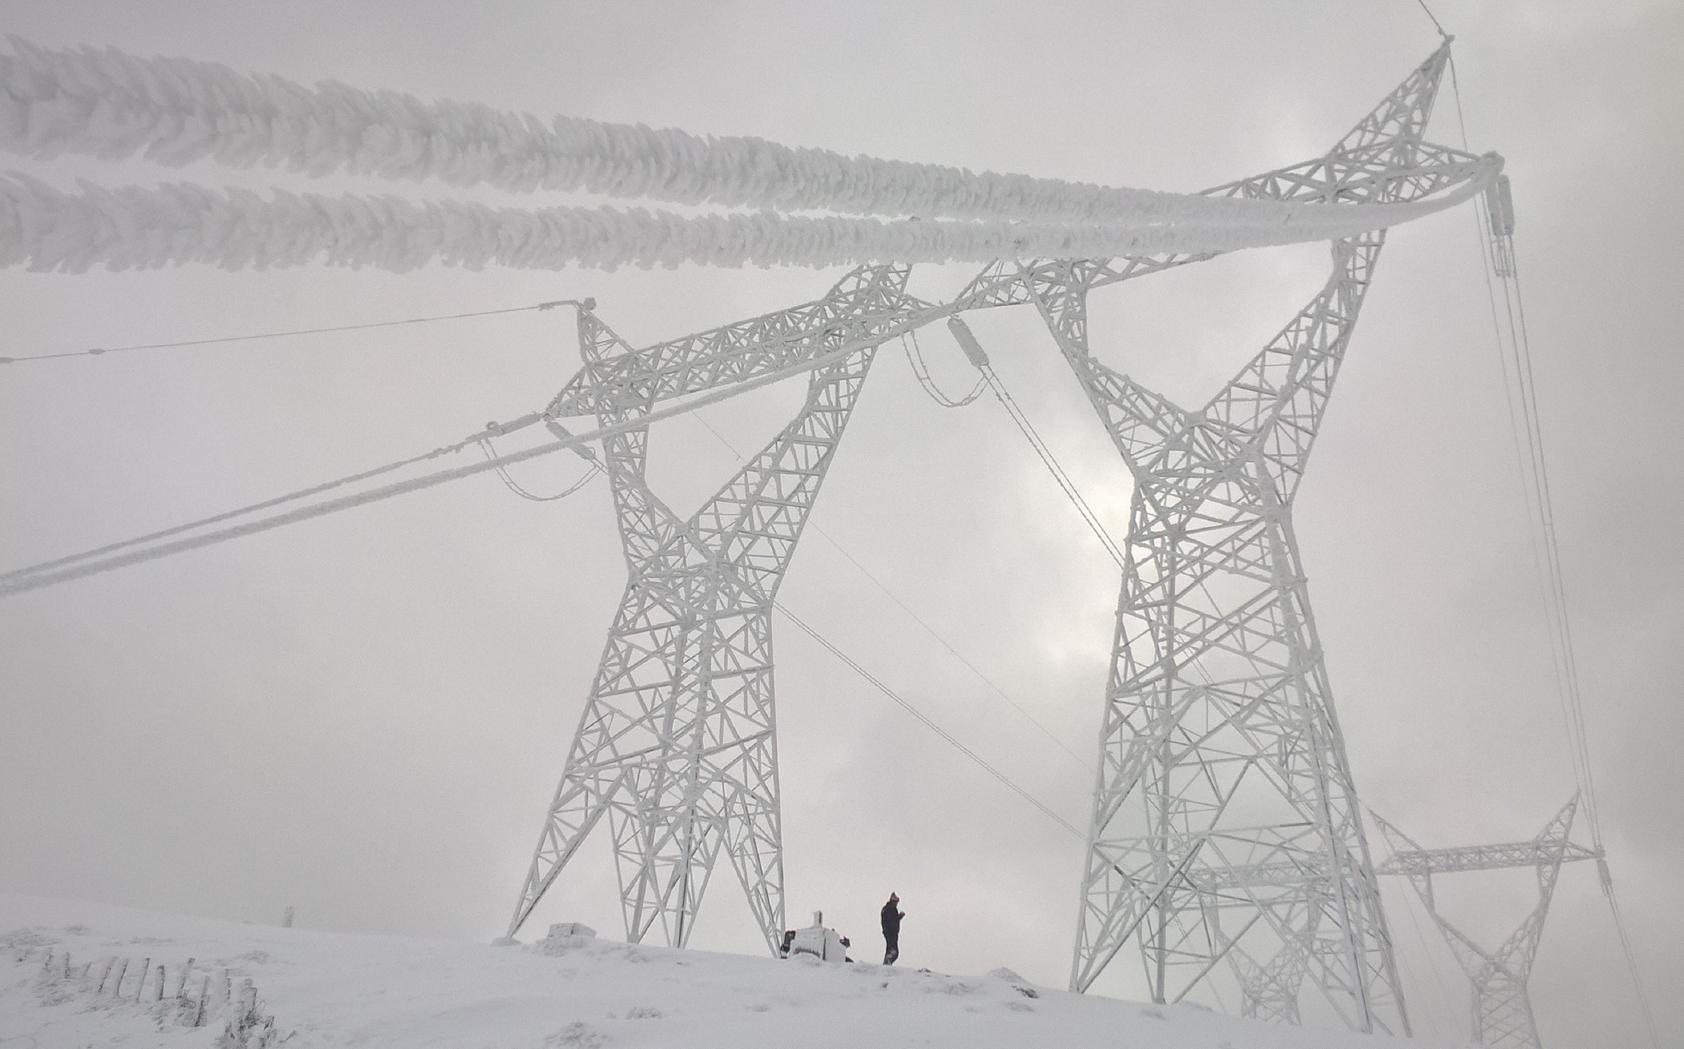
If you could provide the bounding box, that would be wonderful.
[946,316,990,369]
[1485,174,1515,237]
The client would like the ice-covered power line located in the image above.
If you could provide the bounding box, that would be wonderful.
[0,299,581,364]
[1476,181,1663,1049]
[1441,51,1660,1045]
[476,437,601,503]
[775,601,1086,840]
[0,162,1498,275]
[0,36,1467,228]
[946,316,1128,570]
[0,324,868,596]
[901,329,985,408]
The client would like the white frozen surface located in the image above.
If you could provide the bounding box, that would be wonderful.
[0,892,1473,1048]
[0,169,1494,276]
[0,37,1423,225]
[0,39,1497,276]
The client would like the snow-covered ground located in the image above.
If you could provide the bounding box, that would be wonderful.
[0,893,1471,1048]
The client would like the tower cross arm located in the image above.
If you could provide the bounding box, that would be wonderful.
[1377,840,1602,877]
[549,264,926,416]
[956,40,1476,317]
[949,141,1489,315]
[1204,143,1490,207]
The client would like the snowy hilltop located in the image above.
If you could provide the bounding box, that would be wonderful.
[0,893,1472,1048]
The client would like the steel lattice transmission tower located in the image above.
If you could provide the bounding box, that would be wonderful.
[1375,799,1602,1048]
[499,42,1497,997]
[1040,45,1465,1031]
[508,264,923,950]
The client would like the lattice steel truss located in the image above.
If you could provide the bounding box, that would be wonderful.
[508,264,922,950]
[506,47,1497,1018]
[1375,799,1601,1048]
[1045,45,1464,1031]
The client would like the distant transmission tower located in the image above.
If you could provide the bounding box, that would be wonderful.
[1374,798,1602,1049]
[1051,45,1467,1032]
[508,264,922,950]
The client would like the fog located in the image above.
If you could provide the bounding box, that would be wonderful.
[2,1,1679,1045]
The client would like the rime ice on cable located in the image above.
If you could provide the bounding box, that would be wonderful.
[0,37,1489,226]
[0,171,1496,274]
[0,37,1500,274]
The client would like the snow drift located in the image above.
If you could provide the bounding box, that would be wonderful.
[0,893,1474,1048]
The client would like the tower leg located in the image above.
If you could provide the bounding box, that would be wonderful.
[1041,45,1467,1030]
[1048,235,1406,1034]
[509,274,893,951]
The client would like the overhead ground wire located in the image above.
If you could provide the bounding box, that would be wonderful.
[1412,0,1449,39]
[0,300,584,365]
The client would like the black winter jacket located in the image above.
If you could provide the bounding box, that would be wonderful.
[881,901,903,935]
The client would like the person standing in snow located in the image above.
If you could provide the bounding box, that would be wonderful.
[880,893,904,965]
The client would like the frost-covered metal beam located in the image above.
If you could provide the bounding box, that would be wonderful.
[510,265,908,953]
[1377,839,1601,877]
[1374,798,1592,1049]
[1057,42,1466,1034]
[958,41,1476,311]
[549,94,1492,413]
[547,271,934,416]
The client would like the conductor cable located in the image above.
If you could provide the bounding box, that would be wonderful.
[0,300,585,365]
[776,600,1085,840]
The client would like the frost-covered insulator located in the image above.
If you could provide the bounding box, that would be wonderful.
[1484,174,1515,237]
[947,316,990,369]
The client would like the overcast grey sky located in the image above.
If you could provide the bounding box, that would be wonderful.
[1,1,1679,1045]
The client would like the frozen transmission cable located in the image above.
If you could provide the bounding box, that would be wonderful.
[948,316,1127,569]
[0,36,1474,227]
